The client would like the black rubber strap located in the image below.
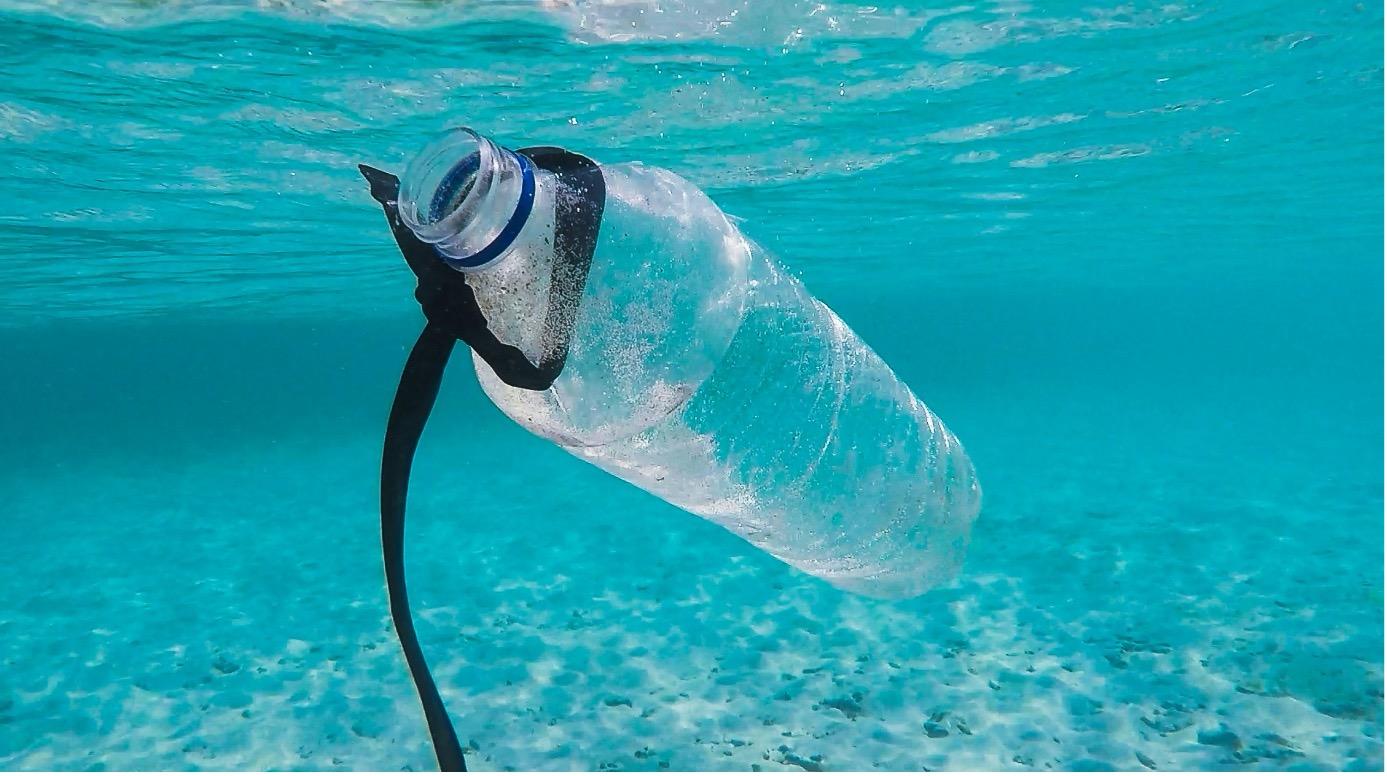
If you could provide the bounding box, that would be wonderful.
[359,149,604,772]
[513,146,606,388]
[380,322,467,771]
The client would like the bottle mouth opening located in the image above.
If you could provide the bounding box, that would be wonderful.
[397,126,536,270]
[398,127,489,241]
[428,153,481,224]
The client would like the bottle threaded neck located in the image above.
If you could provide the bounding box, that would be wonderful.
[397,127,535,271]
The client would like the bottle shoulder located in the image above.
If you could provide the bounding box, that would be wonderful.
[476,160,758,448]
[600,163,722,222]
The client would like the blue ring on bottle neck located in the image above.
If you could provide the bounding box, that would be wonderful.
[428,150,537,270]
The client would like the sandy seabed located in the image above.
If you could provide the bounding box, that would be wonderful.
[1,406,1381,771]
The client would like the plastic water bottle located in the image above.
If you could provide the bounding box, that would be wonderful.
[397,128,981,599]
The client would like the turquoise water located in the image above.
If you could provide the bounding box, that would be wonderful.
[1,0,1382,770]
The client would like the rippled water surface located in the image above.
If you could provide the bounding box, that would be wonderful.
[1,0,1382,771]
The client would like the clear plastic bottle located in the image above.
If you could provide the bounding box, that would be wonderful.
[398,128,981,598]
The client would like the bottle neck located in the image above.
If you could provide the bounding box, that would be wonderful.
[397,128,541,272]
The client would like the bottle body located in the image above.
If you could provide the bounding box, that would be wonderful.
[471,161,981,599]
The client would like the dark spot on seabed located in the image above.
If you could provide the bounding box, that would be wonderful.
[1197,726,1243,750]
[777,748,825,772]
[212,655,239,674]
[819,692,864,719]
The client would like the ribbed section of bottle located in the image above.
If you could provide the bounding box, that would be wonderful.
[562,245,981,599]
